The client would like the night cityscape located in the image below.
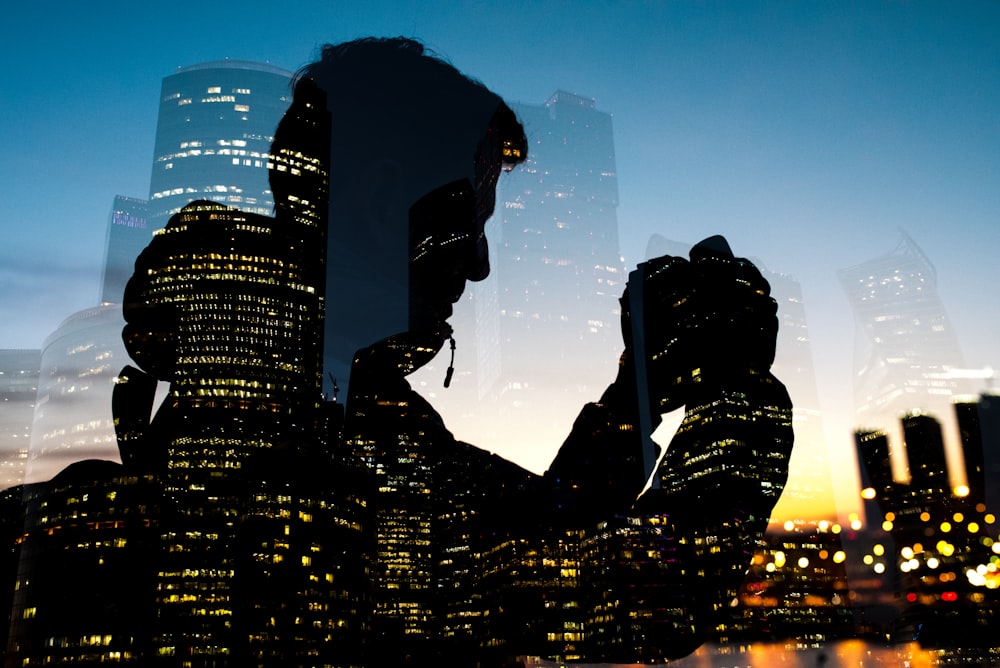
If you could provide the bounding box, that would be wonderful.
[2,4,999,667]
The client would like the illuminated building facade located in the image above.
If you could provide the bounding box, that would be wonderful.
[147,61,294,232]
[133,78,331,664]
[124,196,328,660]
[100,195,149,304]
[5,461,160,666]
[6,71,337,667]
[0,349,39,490]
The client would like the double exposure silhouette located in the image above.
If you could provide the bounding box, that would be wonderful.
[5,38,792,667]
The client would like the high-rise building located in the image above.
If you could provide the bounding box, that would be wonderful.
[418,91,625,471]
[25,305,127,484]
[976,393,1000,512]
[7,65,342,667]
[147,60,294,232]
[838,231,967,442]
[99,195,149,304]
[0,349,39,490]
[902,412,951,500]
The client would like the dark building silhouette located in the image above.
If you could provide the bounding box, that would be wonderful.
[903,412,951,501]
[975,393,1000,512]
[5,461,161,665]
[0,485,26,659]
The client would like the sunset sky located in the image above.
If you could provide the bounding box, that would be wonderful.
[2,1,998,522]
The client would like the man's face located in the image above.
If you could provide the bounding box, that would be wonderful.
[408,169,499,334]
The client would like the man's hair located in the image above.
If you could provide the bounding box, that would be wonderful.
[276,37,525,192]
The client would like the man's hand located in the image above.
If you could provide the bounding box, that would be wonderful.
[621,235,778,417]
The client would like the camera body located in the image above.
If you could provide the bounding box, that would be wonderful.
[623,238,778,419]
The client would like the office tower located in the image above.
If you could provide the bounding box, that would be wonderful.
[975,393,1000,512]
[128,204,327,661]
[0,349,39,489]
[838,231,966,434]
[6,461,159,665]
[424,91,625,469]
[25,305,127,484]
[129,78,330,663]
[147,60,294,232]
[100,195,149,304]
[496,91,624,384]
[1,484,26,657]
[902,412,950,500]
[952,392,1000,515]
[856,429,895,528]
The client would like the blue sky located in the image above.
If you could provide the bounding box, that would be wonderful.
[2,1,998,511]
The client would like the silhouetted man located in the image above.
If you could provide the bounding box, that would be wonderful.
[110,37,793,665]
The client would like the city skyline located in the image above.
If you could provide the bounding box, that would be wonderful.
[2,2,998,528]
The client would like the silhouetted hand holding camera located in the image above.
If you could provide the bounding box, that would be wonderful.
[620,234,779,420]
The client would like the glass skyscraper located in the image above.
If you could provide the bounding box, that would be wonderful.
[838,231,966,431]
[147,60,294,232]
[422,91,626,469]
[99,195,149,304]
[25,305,127,484]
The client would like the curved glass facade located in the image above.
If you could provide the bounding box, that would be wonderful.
[147,61,294,232]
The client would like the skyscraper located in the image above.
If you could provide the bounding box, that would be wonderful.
[838,231,966,441]
[25,305,127,484]
[99,195,149,304]
[120,80,331,660]
[0,349,39,490]
[7,63,341,666]
[418,91,626,471]
[147,60,294,232]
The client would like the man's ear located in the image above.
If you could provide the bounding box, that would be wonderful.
[360,158,404,240]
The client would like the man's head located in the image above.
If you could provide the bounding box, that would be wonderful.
[272,38,526,380]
